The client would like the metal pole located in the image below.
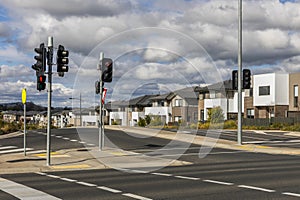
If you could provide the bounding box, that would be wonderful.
[98,52,104,150]
[80,93,82,126]
[237,0,243,145]
[47,36,53,166]
[23,103,26,156]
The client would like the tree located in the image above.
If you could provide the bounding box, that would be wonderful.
[208,106,225,124]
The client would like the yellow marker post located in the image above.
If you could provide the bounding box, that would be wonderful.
[22,88,27,156]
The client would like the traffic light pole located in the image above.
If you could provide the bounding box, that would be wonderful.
[47,36,53,166]
[98,52,104,151]
[237,0,243,145]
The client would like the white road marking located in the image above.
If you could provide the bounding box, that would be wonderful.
[282,192,300,197]
[238,185,275,193]
[77,181,97,187]
[130,170,149,174]
[79,141,86,144]
[151,172,172,177]
[35,172,47,176]
[70,139,78,142]
[0,177,61,200]
[0,146,17,150]
[46,174,60,179]
[62,137,70,140]
[174,176,200,181]
[0,147,33,154]
[97,186,122,193]
[122,193,153,200]
[55,136,63,138]
[59,177,77,182]
[203,179,234,186]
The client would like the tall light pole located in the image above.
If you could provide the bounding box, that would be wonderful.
[70,93,82,127]
[237,0,243,145]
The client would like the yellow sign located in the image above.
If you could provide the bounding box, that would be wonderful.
[22,88,26,104]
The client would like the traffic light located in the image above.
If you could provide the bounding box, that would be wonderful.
[232,70,238,90]
[102,58,113,82]
[95,80,104,94]
[57,45,69,73]
[243,69,251,89]
[32,43,46,74]
[95,80,100,94]
[37,75,46,91]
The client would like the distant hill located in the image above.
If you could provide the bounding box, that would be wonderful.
[0,102,47,111]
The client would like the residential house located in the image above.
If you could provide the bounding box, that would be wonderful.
[145,93,174,124]
[288,72,300,118]
[249,72,289,118]
[170,87,198,124]
[194,80,246,121]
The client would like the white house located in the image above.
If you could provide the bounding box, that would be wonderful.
[253,72,289,118]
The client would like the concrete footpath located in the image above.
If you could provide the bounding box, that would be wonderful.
[0,127,299,174]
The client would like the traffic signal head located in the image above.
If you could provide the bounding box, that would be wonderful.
[232,70,238,90]
[37,75,46,91]
[243,69,251,89]
[95,80,100,94]
[102,58,113,82]
[57,45,69,73]
[32,43,46,73]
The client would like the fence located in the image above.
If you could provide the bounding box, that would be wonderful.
[243,117,300,127]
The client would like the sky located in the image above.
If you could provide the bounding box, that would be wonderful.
[1,0,300,108]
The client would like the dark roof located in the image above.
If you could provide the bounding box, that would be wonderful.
[129,95,159,107]
[174,87,198,99]
[194,80,233,93]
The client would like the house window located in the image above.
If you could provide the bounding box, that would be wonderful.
[259,86,270,96]
[193,112,197,121]
[210,91,216,99]
[247,109,254,118]
[175,99,183,107]
[294,85,298,108]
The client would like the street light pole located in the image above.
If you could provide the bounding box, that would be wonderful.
[69,93,82,127]
[80,93,82,126]
[237,0,243,145]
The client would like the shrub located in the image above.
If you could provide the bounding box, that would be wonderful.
[207,106,225,124]
[138,117,146,127]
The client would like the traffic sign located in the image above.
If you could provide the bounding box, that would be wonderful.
[22,88,27,104]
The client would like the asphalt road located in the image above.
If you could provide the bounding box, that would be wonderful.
[1,127,300,199]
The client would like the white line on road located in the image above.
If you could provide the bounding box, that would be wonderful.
[0,147,33,154]
[203,179,234,186]
[129,170,149,174]
[36,172,47,176]
[59,177,77,182]
[70,139,78,142]
[62,137,70,140]
[122,193,153,200]
[282,192,300,197]
[55,136,63,138]
[77,181,97,187]
[97,186,122,193]
[151,172,172,177]
[0,177,62,200]
[174,176,200,181]
[238,185,275,193]
[0,146,17,150]
[46,174,60,179]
